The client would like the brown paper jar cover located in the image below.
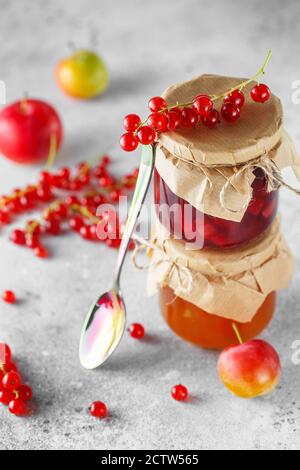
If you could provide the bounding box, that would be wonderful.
[147,217,294,323]
[156,74,300,222]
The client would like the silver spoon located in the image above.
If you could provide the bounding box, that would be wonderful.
[79,144,156,369]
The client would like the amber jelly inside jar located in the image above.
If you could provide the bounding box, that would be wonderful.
[160,286,276,350]
[154,167,278,249]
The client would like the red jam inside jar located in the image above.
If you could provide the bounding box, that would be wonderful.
[154,168,278,249]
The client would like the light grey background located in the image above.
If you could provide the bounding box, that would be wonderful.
[0,0,300,451]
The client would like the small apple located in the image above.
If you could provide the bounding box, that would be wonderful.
[56,50,109,99]
[0,99,63,164]
[218,339,281,398]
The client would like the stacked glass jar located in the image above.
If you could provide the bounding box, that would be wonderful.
[151,74,297,349]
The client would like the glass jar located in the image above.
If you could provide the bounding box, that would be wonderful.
[154,168,278,249]
[159,286,276,350]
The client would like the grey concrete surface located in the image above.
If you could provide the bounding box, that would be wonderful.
[1,0,300,451]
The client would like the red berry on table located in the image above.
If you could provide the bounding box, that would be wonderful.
[218,339,281,398]
[39,171,53,186]
[148,96,167,112]
[80,225,94,241]
[181,107,199,128]
[120,132,139,152]
[69,216,84,232]
[0,389,15,406]
[147,112,168,131]
[58,167,71,181]
[89,401,107,419]
[0,210,11,225]
[26,235,40,249]
[123,114,141,132]
[171,384,189,402]
[8,398,27,416]
[221,102,241,122]
[251,84,271,103]
[201,109,220,128]
[10,229,26,246]
[2,371,21,390]
[0,343,12,365]
[45,218,61,235]
[165,110,181,131]
[128,323,145,339]
[36,184,53,202]
[2,290,16,304]
[137,126,156,145]
[224,89,245,108]
[193,94,213,116]
[0,99,63,164]
[34,245,49,259]
[16,384,32,402]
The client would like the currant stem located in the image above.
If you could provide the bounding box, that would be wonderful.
[45,134,57,169]
[232,322,244,345]
[133,50,272,135]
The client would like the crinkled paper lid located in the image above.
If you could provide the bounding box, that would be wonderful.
[159,74,283,166]
[147,217,294,323]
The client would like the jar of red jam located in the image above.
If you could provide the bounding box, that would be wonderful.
[155,73,283,249]
[155,167,278,249]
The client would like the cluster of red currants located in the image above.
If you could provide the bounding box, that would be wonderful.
[0,343,32,417]
[120,83,271,152]
[0,156,138,258]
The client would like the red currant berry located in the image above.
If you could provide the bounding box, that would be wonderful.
[251,84,271,103]
[147,112,168,131]
[34,245,49,258]
[2,290,16,304]
[80,225,94,241]
[89,401,107,419]
[4,362,17,373]
[171,384,189,402]
[58,167,71,181]
[10,229,26,246]
[26,235,40,249]
[65,195,79,206]
[0,389,15,405]
[102,155,111,166]
[2,371,21,390]
[16,384,32,402]
[221,102,241,123]
[37,184,53,202]
[224,89,245,108]
[69,216,84,232]
[55,202,68,219]
[181,107,199,127]
[0,209,11,225]
[148,96,167,112]
[39,171,53,186]
[128,323,145,339]
[8,398,27,416]
[165,110,181,131]
[123,114,141,132]
[26,220,41,236]
[45,218,61,235]
[0,343,11,364]
[106,238,122,249]
[99,175,114,188]
[193,94,213,116]
[201,109,220,128]
[137,126,156,145]
[120,133,139,152]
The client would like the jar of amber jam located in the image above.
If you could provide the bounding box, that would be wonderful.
[159,286,276,349]
[155,168,278,249]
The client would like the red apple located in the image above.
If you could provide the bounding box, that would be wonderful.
[218,339,281,398]
[0,99,63,164]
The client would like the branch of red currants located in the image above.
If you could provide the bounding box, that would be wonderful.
[0,156,138,258]
[0,343,33,417]
[120,51,272,152]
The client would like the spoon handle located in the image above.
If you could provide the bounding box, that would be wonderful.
[113,144,156,287]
